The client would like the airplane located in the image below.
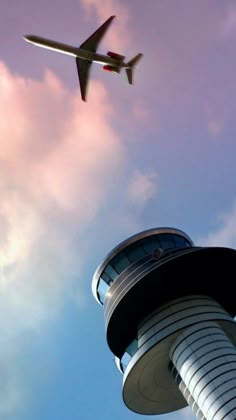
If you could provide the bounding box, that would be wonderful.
[24,15,143,101]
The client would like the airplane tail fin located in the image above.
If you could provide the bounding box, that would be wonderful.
[125,53,143,84]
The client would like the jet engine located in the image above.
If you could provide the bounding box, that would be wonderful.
[103,65,114,72]
[107,51,125,60]
[103,65,120,73]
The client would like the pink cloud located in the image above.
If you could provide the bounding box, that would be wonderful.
[0,60,128,414]
[0,62,125,222]
[0,60,126,280]
[0,61,160,414]
[80,0,132,53]
[0,60,126,345]
[0,59,156,331]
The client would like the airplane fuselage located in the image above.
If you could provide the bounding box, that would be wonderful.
[24,35,129,69]
[24,15,142,101]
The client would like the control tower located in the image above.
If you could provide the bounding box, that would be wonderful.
[92,227,236,420]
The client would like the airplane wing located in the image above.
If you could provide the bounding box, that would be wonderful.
[75,57,92,101]
[79,15,115,52]
[76,16,115,100]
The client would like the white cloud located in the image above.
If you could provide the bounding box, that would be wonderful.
[0,59,159,417]
[127,170,158,206]
[0,61,126,415]
[197,199,236,248]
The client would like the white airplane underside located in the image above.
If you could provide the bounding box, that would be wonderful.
[24,15,143,101]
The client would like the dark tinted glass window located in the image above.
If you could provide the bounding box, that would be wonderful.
[121,353,131,370]
[183,238,191,247]
[111,252,130,274]
[98,278,109,295]
[142,236,160,254]
[174,235,190,248]
[120,339,138,371]
[126,339,138,356]
[126,244,144,262]
[97,278,109,303]
[101,272,111,284]
[98,233,192,300]
[104,264,118,281]
[158,234,175,250]
[98,292,105,304]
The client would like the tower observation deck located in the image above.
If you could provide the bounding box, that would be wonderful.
[92,227,236,419]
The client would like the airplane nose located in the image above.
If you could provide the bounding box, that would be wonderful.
[24,35,35,43]
[23,35,39,44]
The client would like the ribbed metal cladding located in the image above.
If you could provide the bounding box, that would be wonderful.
[123,296,236,415]
[137,295,234,348]
[104,255,155,323]
[170,363,206,420]
[170,321,236,420]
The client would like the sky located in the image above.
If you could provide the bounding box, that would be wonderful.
[0,0,236,419]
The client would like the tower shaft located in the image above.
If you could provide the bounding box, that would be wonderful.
[123,295,236,417]
[171,321,236,420]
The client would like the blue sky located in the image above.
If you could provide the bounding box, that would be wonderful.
[1,1,236,419]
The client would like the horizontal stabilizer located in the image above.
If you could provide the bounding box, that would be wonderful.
[126,53,143,84]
